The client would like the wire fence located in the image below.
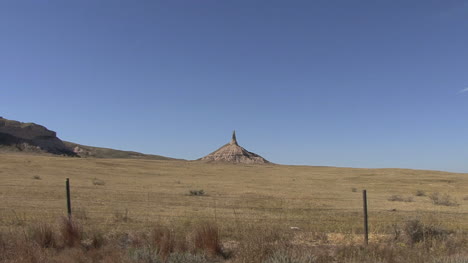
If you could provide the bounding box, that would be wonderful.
[0,182,467,233]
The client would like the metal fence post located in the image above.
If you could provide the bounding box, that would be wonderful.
[66,178,72,218]
[363,189,369,245]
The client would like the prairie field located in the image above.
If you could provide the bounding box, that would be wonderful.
[0,153,467,262]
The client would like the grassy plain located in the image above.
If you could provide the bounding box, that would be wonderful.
[0,153,467,234]
[1,153,468,262]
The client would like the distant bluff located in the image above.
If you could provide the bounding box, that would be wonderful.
[0,117,76,156]
[199,131,270,164]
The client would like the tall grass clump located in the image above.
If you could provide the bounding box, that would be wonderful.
[60,217,82,247]
[29,223,57,248]
[192,222,223,257]
[150,224,175,260]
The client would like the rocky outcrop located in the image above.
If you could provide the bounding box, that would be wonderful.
[199,131,270,164]
[0,117,76,156]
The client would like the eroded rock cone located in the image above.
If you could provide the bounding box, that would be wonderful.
[199,131,270,164]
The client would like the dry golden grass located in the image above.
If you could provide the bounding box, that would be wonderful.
[0,153,467,236]
[1,217,466,263]
[0,153,467,262]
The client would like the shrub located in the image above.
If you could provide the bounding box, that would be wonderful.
[92,178,105,186]
[429,192,459,206]
[190,190,205,196]
[388,195,414,202]
[32,175,41,180]
[463,196,468,201]
[403,219,451,245]
[415,190,426,196]
[90,231,105,249]
[403,219,425,244]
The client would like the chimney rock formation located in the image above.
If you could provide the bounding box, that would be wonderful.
[199,131,270,164]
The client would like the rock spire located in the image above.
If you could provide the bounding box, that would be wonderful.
[230,130,238,145]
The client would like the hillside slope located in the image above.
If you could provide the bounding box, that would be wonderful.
[64,141,176,160]
[0,117,175,160]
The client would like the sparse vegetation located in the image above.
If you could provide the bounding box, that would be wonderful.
[429,192,459,206]
[388,195,414,202]
[351,187,357,192]
[263,251,317,263]
[32,175,41,180]
[0,218,467,262]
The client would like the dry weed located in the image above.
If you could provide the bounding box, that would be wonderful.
[192,222,223,257]
[60,217,82,247]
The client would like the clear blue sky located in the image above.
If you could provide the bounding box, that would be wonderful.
[1,1,468,172]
